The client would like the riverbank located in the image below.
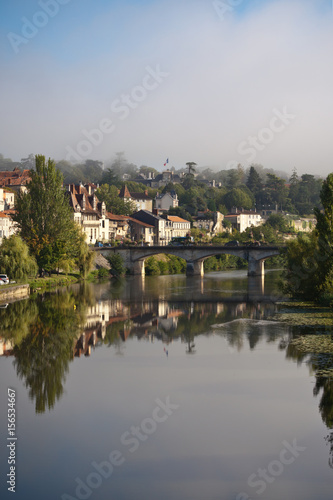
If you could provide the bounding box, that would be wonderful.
[28,274,80,292]
[0,284,30,303]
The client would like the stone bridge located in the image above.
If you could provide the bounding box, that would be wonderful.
[98,245,284,277]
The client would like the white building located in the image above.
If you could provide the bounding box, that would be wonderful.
[155,191,178,211]
[165,215,191,238]
[224,208,262,233]
[0,211,17,243]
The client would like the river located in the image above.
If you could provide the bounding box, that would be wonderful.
[0,270,332,500]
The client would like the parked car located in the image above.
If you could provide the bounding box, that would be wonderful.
[0,274,9,284]
[224,240,239,247]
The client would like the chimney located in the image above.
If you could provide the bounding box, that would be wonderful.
[144,190,148,196]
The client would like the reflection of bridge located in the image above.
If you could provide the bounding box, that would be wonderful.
[99,245,284,277]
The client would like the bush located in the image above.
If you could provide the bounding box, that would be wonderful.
[97,267,110,278]
[107,254,126,276]
[145,257,161,275]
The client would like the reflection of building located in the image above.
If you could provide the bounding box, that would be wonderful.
[0,338,14,356]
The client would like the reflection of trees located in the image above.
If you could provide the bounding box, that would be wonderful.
[0,299,38,345]
[286,338,333,468]
[12,290,87,413]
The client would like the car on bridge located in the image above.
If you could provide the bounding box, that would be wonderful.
[224,240,239,247]
[168,236,195,246]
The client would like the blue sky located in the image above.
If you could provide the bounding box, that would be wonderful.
[0,0,332,175]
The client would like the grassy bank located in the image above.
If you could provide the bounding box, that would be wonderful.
[28,273,80,292]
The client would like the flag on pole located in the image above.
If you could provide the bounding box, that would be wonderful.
[164,158,169,167]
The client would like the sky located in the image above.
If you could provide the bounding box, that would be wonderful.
[0,0,332,176]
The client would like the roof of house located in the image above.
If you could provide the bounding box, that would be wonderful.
[131,210,163,224]
[119,185,131,198]
[128,217,154,228]
[119,185,152,201]
[155,191,177,200]
[0,169,30,187]
[66,184,102,216]
[167,216,190,223]
[106,212,129,221]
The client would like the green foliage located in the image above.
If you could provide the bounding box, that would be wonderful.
[97,267,110,278]
[283,230,323,299]
[56,159,104,184]
[13,155,80,275]
[75,228,95,277]
[265,214,290,233]
[145,255,186,275]
[0,235,38,279]
[107,253,126,276]
[12,290,87,413]
[168,206,193,222]
[145,256,161,275]
[223,188,253,210]
[96,184,135,214]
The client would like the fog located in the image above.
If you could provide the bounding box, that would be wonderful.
[1,0,332,175]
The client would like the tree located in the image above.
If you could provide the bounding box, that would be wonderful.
[101,168,120,186]
[0,235,38,279]
[20,154,35,170]
[223,188,253,211]
[265,214,289,233]
[185,162,197,175]
[12,155,82,275]
[246,166,263,206]
[96,184,135,215]
[285,173,333,300]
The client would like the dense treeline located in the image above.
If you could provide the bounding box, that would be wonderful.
[1,153,322,217]
[284,173,333,304]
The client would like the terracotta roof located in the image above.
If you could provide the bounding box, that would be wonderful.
[118,185,151,201]
[106,212,129,221]
[0,211,9,218]
[0,169,30,187]
[118,185,131,198]
[167,216,190,223]
[66,184,102,215]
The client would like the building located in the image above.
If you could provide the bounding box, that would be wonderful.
[128,218,155,245]
[224,208,262,233]
[119,185,153,212]
[0,211,17,243]
[0,188,15,211]
[164,215,191,239]
[66,183,108,244]
[155,191,179,211]
[131,210,167,245]
[150,169,184,188]
[0,168,30,192]
[192,211,224,236]
[106,213,130,242]
[290,218,316,233]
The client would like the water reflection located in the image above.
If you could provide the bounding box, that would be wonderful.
[285,338,333,469]
[0,286,93,413]
[0,271,332,475]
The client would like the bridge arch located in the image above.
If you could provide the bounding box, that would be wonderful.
[98,246,282,277]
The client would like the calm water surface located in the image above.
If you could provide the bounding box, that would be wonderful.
[0,270,332,500]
